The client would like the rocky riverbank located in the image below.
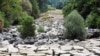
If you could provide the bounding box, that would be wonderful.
[0,38,100,56]
[0,10,100,56]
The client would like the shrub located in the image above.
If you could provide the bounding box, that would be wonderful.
[86,13,100,29]
[37,26,44,33]
[19,15,35,39]
[64,10,86,41]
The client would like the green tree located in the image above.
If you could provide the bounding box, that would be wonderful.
[0,12,10,28]
[0,0,23,25]
[64,10,86,41]
[21,0,32,15]
[30,0,40,19]
[0,0,22,19]
[86,12,100,29]
[19,15,35,39]
[63,0,100,19]
[37,0,48,13]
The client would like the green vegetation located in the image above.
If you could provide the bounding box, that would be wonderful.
[19,16,35,39]
[0,0,99,39]
[0,12,4,31]
[37,0,48,13]
[21,0,32,15]
[0,11,9,28]
[30,0,40,19]
[0,0,22,20]
[64,10,86,41]
[47,5,54,10]
[63,0,100,29]
[86,12,100,29]
[63,0,100,19]
[0,0,40,25]
[38,26,45,33]
[63,4,74,17]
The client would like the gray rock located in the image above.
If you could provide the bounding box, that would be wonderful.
[92,47,100,55]
[34,40,46,46]
[23,37,35,44]
[1,40,9,46]
[7,44,19,53]
[60,54,70,56]
[0,34,4,42]
[0,47,7,52]
[87,29,100,38]
[58,41,65,45]
[72,46,84,50]
[61,46,72,51]
[71,52,90,56]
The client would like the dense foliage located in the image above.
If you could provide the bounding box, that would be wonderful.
[37,0,48,13]
[19,16,35,39]
[64,10,86,41]
[0,11,9,28]
[63,0,100,19]
[63,0,100,29]
[21,0,32,15]
[86,12,100,29]
[0,0,22,22]
[0,12,4,31]
[30,0,40,19]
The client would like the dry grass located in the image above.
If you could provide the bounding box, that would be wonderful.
[39,16,53,22]
[40,13,49,17]
[39,9,63,22]
[47,9,62,15]
[40,9,62,17]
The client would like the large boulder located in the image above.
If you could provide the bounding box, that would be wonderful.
[23,37,35,44]
[86,28,100,38]
[1,40,9,46]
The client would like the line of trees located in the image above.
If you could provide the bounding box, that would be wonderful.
[0,0,49,38]
[0,0,50,26]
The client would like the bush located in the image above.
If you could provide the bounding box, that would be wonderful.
[64,10,86,41]
[37,26,44,33]
[19,15,35,39]
[86,13,100,29]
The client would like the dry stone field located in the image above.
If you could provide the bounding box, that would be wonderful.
[0,38,100,56]
[0,10,100,56]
